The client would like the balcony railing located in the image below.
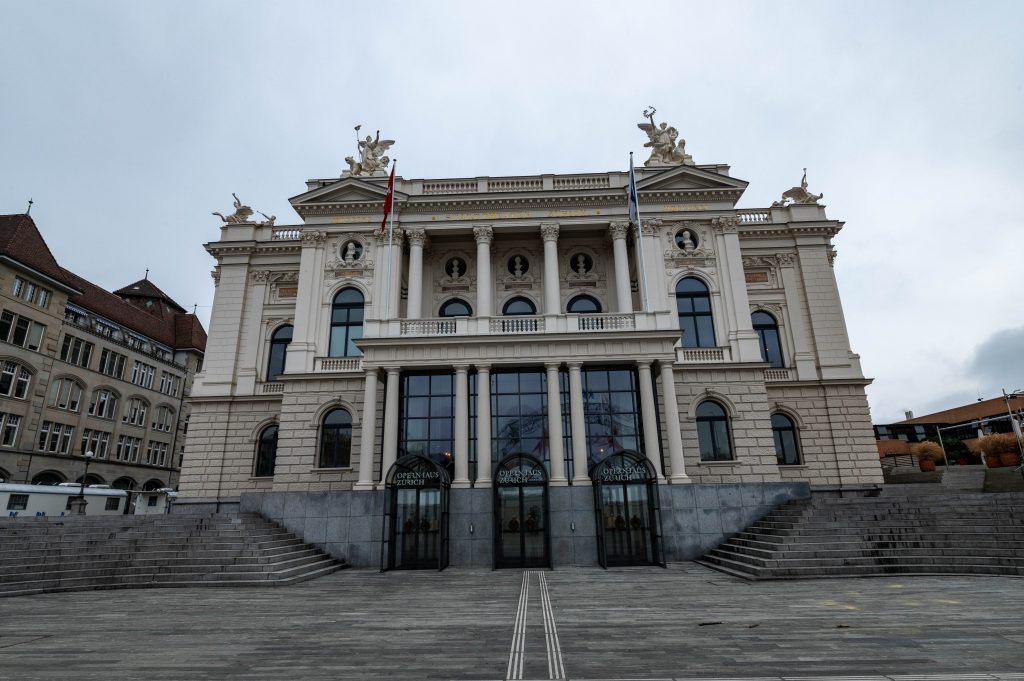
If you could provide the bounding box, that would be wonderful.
[369,311,674,339]
[260,382,284,393]
[315,357,363,373]
[764,368,793,381]
[677,346,731,363]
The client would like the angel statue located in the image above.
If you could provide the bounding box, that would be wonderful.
[637,107,691,166]
[771,169,823,207]
[343,126,395,177]
[212,193,255,224]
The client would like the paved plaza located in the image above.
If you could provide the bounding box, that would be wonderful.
[1,564,1022,681]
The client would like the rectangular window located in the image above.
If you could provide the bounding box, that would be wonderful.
[159,372,180,396]
[104,497,120,511]
[0,310,12,342]
[581,367,644,467]
[12,278,24,298]
[116,435,140,463]
[81,429,112,459]
[0,413,21,447]
[26,322,44,351]
[98,349,127,379]
[131,361,155,389]
[147,495,158,507]
[38,421,75,454]
[6,494,28,511]
[88,390,118,420]
[60,335,94,367]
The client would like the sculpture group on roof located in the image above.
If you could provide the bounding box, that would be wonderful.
[637,106,693,167]
[212,193,275,227]
[343,124,394,177]
[772,169,823,207]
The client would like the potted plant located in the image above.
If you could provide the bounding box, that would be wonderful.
[913,441,943,472]
[977,433,1021,468]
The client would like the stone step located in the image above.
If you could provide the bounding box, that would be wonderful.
[0,548,324,575]
[0,536,306,553]
[706,548,1024,570]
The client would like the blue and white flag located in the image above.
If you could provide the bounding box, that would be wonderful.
[628,153,639,228]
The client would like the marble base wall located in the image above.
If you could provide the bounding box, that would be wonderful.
[234,482,811,568]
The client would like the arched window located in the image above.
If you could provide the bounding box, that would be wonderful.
[111,476,137,490]
[319,408,352,468]
[123,397,149,427]
[502,297,536,316]
[0,467,9,482]
[329,289,364,358]
[88,388,119,420]
[676,278,715,348]
[266,325,293,381]
[0,361,31,400]
[32,470,65,485]
[76,473,106,486]
[439,298,472,317]
[696,401,732,461]
[48,376,84,412]
[254,425,279,477]
[752,311,784,368]
[142,478,165,491]
[566,295,601,313]
[772,413,801,465]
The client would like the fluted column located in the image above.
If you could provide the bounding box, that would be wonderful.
[609,221,633,313]
[567,362,589,484]
[378,367,401,486]
[474,226,493,317]
[545,363,567,485]
[541,223,561,314]
[659,361,689,482]
[475,365,492,487]
[354,368,379,490]
[453,365,471,488]
[636,360,665,480]
[405,228,426,319]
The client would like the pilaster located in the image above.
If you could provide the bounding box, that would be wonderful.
[284,230,327,375]
[712,216,761,363]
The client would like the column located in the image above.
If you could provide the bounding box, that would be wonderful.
[388,229,404,319]
[474,226,493,317]
[541,223,561,314]
[235,270,269,394]
[712,216,761,362]
[284,230,327,375]
[609,222,633,313]
[475,365,492,487]
[453,365,470,488]
[659,361,689,482]
[567,362,590,484]
[636,361,665,480]
[354,368,379,490]
[378,367,401,486]
[545,363,567,485]
[405,228,426,319]
[642,218,668,312]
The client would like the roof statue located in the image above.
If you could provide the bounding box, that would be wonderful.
[772,168,823,207]
[637,106,693,167]
[343,124,394,177]
[212,193,256,224]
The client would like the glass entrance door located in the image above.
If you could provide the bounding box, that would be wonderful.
[600,482,651,565]
[383,454,450,571]
[494,454,550,569]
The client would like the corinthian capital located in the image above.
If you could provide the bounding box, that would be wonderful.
[540,223,559,243]
[375,227,404,246]
[473,225,494,245]
[608,221,630,240]
[710,216,739,234]
[300,230,328,245]
[405,228,427,248]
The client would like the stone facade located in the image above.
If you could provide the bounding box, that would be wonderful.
[179,130,881,567]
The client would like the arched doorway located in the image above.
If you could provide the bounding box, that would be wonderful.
[493,453,550,569]
[590,451,665,568]
[382,454,450,571]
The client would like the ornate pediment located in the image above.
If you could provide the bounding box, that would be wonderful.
[634,164,749,198]
[289,177,406,209]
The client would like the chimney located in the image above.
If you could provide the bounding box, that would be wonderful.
[904,410,914,420]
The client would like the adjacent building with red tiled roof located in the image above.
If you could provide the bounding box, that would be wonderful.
[0,213,206,495]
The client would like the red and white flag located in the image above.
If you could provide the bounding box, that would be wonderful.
[379,163,396,235]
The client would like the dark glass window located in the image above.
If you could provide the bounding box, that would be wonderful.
[319,409,352,468]
[492,370,548,467]
[676,277,715,348]
[255,425,279,477]
[400,373,455,469]
[582,367,642,468]
[752,311,783,368]
[502,297,536,316]
[328,289,364,357]
[266,325,292,382]
[772,413,800,465]
[567,295,601,313]
[439,298,472,317]
[696,401,732,461]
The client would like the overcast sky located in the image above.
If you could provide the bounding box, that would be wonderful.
[1,1,1021,423]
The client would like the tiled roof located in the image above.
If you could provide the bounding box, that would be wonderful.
[0,214,74,288]
[60,268,206,351]
[114,278,187,313]
[899,397,1019,425]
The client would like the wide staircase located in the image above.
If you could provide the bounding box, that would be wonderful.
[0,512,346,597]
[698,491,1024,580]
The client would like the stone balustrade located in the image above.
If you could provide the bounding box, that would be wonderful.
[314,357,364,373]
[764,368,793,381]
[677,346,730,363]
[368,310,674,339]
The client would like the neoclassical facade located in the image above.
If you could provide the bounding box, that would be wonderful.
[180,123,881,568]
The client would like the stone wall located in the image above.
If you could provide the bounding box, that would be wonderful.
[237,481,810,568]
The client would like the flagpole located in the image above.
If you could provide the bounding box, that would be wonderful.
[630,153,651,312]
[384,159,397,320]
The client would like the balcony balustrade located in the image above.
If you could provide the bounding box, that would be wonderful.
[763,368,793,381]
[676,346,731,363]
[368,310,674,340]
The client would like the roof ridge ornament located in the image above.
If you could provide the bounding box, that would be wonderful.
[772,168,823,207]
[343,124,394,177]
[637,107,693,167]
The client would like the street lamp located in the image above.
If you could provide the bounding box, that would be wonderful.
[72,450,96,515]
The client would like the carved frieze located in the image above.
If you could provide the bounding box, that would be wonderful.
[251,270,271,283]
